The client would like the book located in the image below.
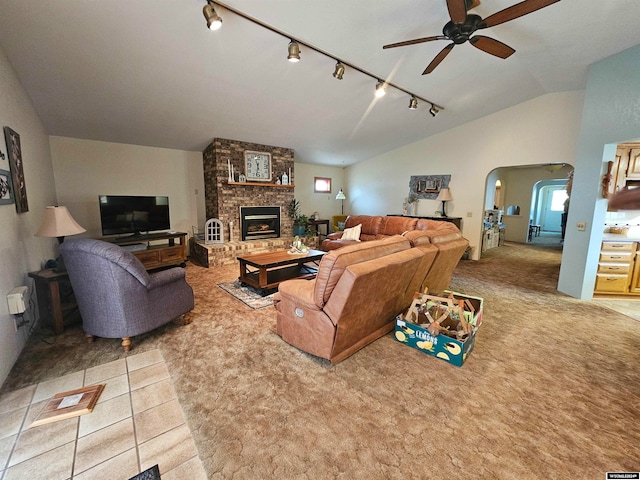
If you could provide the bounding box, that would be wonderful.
[30,383,106,427]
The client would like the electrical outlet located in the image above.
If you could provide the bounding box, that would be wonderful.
[576,221,586,231]
[466,212,473,218]
[7,286,28,314]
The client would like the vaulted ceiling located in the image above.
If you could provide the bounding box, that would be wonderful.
[1,0,640,166]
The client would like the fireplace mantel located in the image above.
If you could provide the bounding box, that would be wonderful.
[228,181,294,188]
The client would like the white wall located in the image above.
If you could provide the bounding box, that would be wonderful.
[293,162,345,223]
[49,137,204,241]
[0,46,58,386]
[559,43,640,298]
[346,91,584,259]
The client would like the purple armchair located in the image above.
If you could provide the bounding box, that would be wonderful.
[60,238,194,351]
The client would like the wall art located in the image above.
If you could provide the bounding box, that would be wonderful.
[409,174,451,200]
[0,168,14,205]
[3,127,28,212]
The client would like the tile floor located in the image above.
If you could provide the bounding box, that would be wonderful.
[592,297,640,321]
[0,349,206,480]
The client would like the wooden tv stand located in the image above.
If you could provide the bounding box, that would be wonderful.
[104,231,188,270]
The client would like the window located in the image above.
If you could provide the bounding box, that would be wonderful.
[550,189,568,211]
[314,177,331,193]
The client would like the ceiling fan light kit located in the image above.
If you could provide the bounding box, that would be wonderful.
[202,1,444,115]
[383,0,561,74]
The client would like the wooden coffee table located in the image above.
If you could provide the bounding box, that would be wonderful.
[238,249,326,295]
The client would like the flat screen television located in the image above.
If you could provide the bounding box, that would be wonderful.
[98,195,170,236]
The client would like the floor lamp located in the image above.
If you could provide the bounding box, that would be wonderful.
[436,188,452,217]
[336,189,346,215]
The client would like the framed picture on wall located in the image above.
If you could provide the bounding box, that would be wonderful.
[3,127,28,213]
[244,151,272,182]
[0,168,14,205]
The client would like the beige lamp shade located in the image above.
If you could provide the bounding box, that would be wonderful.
[35,206,86,241]
[436,188,452,201]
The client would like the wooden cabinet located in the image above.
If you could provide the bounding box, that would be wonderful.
[104,232,187,271]
[594,241,636,294]
[609,144,640,196]
[625,147,640,179]
[629,253,640,294]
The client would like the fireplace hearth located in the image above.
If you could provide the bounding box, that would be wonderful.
[240,206,281,241]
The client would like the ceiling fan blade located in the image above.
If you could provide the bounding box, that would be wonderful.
[482,0,560,28]
[422,44,455,75]
[447,0,467,23]
[470,35,515,59]
[383,36,447,49]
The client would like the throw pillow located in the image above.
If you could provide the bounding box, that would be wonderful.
[341,224,362,241]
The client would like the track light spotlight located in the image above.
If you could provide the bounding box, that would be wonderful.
[203,3,222,31]
[194,4,443,114]
[287,41,301,62]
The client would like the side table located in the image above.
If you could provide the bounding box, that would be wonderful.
[309,219,330,240]
[28,269,79,335]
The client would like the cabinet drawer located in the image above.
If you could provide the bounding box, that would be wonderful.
[601,241,636,252]
[595,274,630,293]
[599,252,633,263]
[598,263,632,274]
[134,250,162,266]
[160,246,184,262]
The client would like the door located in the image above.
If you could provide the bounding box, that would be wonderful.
[538,185,567,232]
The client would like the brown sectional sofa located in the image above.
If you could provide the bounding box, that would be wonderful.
[321,215,469,294]
[274,236,438,364]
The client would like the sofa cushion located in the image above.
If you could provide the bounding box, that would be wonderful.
[341,224,362,241]
[345,215,382,237]
[378,216,419,236]
[314,236,410,307]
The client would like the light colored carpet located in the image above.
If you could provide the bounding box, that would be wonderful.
[2,242,639,479]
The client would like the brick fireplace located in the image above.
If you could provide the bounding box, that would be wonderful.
[190,138,317,267]
[202,138,295,241]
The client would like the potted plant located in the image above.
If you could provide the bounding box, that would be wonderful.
[405,192,418,215]
[288,199,309,237]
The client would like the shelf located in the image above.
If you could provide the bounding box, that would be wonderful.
[228,181,295,188]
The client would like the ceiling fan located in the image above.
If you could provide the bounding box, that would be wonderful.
[382,0,561,74]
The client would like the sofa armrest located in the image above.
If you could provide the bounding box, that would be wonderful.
[278,279,317,308]
[147,267,187,290]
[326,232,343,240]
[401,230,431,247]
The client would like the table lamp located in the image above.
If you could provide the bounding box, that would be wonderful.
[336,188,346,215]
[35,205,86,272]
[436,188,452,217]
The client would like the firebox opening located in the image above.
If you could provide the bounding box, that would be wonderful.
[240,206,281,241]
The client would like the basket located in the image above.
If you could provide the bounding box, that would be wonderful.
[609,226,629,234]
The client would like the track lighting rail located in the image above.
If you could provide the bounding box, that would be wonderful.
[206,1,445,113]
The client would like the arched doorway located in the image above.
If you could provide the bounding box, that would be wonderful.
[482,163,573,256]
